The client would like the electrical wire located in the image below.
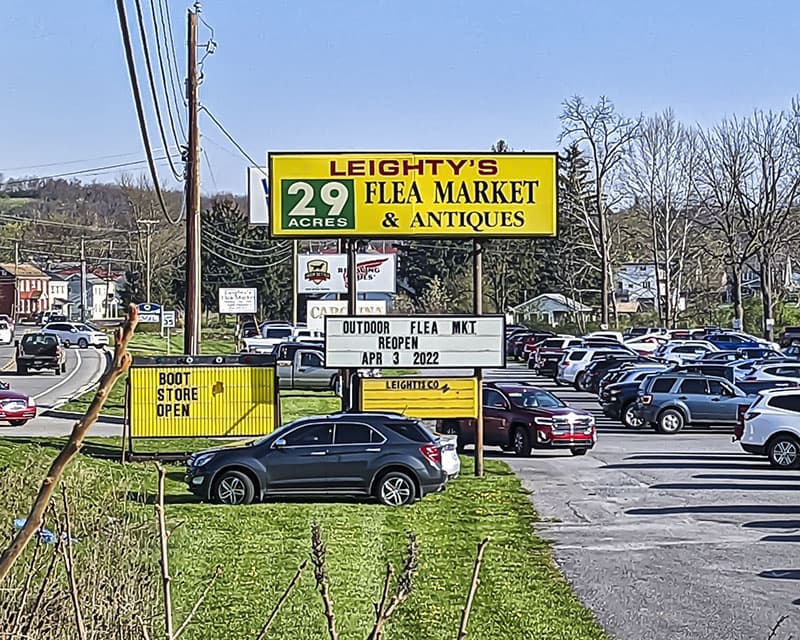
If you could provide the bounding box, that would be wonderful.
[149,0,185,147]
[0,149,173,173]
[161,0,186,115]
[132,0,183,181]
[201,242,291,269]
[202,148,218,192]
[0,213,139,234]
[115,0,182,225]
[204,234,290,258]
[1,155,180,187]
[200,105,262,168]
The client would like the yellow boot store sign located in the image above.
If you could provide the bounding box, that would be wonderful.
[267,152,557,237]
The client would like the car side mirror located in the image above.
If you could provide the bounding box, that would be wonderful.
[273,438,287,449]
[0,382,9,390]
[70,328,78,333]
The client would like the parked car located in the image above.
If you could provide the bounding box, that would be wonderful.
[668,362,798,395]
[624,333,669,355]
[738,389,800,468]
[0,384,36,426]
[706,332,772,351]
[654,341,718,365]
[243,323,295,353]
[15,333,66,375]
[438,382,595,457]
[185,412,448,506]
[779,326,800,348]
[736,361,800,385]
[511,331,554,360]
[600,368,669,428]
[581,355,657,394]
[41,322,109,349]
[586,330,624,343]
[636,373,753,434]
[277,348,338,391]
[556,347,635,388]
[531,337,585,373]
[0,321,12,346]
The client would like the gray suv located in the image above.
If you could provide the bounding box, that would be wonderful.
[636,373,753,434]
[185,412,448,506]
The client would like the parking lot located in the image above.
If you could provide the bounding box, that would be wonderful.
[489,366,800,640]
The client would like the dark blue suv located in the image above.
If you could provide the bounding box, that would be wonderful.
[185,412,447,506]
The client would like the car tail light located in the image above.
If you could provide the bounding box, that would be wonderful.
[641,394,652,405]
[420,445,441,466]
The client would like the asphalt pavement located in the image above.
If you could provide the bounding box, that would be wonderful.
[0,329,111,437]
[485,361,800,640]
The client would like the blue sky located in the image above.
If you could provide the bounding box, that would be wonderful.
[1,0,799,195]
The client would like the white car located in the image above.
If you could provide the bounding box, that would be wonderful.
[556,348,632,387]
[586,330,624,343]
[739,388,800,468]
[655,341,718,365]
[737,361,800,384]
[243,324,295,353]
[42,322,110,348]
[437,432,460,479]
[0,321,12,345]
[624,334,669,354]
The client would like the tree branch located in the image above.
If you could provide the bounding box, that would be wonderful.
[174,564,222,640]
[60,484,87,640]
[254,560,308,640]
[0,306,138,584]
[457,538,490,640]
[155,462,175,640]
[310,523,338,640]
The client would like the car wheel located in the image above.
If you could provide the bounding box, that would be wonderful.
[212,470,255,505]
[656,409,685,434]
[376,471,416,506]
[574,372,586,391]
[63,340,71,348]
[9,420,27,427]
[16,365,27,376]
[570,447,588,456]
[768,435,800,469]
[512,427,532,457]
[622,402,644,429]
[77,338,88,349]
[440,422,464,453]
[61,363,67,373]
[54,366,61,376]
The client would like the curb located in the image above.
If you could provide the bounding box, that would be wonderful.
[43,348,114,414]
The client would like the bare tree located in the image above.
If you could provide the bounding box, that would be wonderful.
[560,96,641,327]
[625,109,699,327]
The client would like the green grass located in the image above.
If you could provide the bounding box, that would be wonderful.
[0,439,607,640]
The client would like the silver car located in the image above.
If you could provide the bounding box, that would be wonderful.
[42,322,110,349]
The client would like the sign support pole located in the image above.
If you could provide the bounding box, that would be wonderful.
[473,239,484,477]
[291,239,299,326]
[343,239,358,410]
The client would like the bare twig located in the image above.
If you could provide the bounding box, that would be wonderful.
[0,306,138,584]
[310,523,338,640]
[254,560,308,640]
[174,564,222,640]
[457,538,490,640]
[155,463,174,640]
[368,533,419,640]
[9,506,49,634]
[768,615,789,640]
[61,484,87,640]
[19,534,63,637]
[137,614,153,640]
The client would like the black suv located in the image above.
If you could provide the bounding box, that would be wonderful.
[186,413,447,506]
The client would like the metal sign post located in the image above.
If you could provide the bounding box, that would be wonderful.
[473,239,484,477]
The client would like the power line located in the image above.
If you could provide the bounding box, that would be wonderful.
[200,105,261,168]
[132,0,183,181]
[0,149,171,173]
[0,212,139,234]
[115,0,182,225]
[201,241,292,269]
[202,148,217,191]
[1,155,180,186]
[161,0,186,118]
[204,234,290,257]
[148,0,185,149]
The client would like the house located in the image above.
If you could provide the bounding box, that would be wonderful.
[0,263,50,318]
[615,262,687,312]
[65,273,118,320]
[510,293,593,327]
[46,272,69,315]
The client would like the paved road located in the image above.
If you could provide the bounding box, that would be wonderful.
[0,329,110,437]
[484,362,800,640]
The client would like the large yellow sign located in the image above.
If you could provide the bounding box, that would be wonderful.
[268,152,557,237]
[129,365,278,438]
[359,377,479,419]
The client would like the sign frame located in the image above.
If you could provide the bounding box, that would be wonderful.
[323,314,506,369]
[161,310,176,329]
[137,302,162,324]
[298,253,397,294]
[306,299,387,333]
[267,151,558,239]
[358,375,480,420]
[218,288,258,315]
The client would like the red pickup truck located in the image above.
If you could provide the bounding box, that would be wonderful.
[438,381,596,457]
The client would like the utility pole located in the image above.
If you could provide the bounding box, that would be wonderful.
[139,218,158,303]
[183,4,201,355]
[80,237,87,323]
[13,241,19,324]
[291,239,299,325]
[105,240,114,319]
[473,239,484,477]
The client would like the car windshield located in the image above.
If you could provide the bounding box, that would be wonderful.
[263,327,292,339]
[508,389,565,408]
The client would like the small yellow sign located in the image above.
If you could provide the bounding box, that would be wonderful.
[268,152,557,237]
[359,377,479,419]
[129,365,278,438]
